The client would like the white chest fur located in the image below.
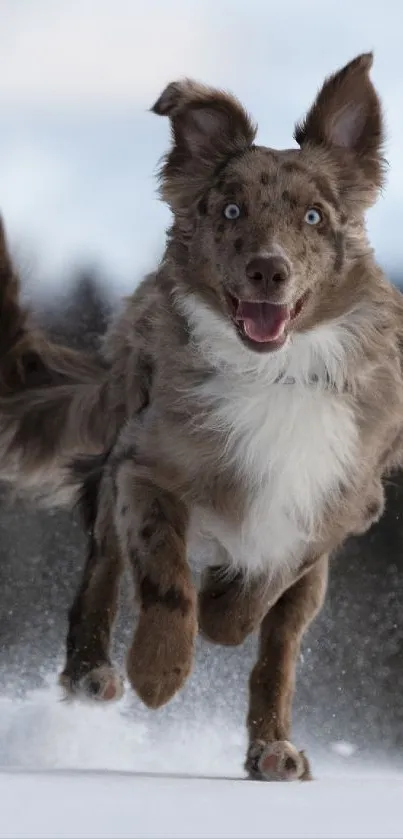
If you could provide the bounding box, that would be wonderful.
[183,297,360,579]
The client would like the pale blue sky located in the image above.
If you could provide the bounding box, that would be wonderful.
[1,0,403,295]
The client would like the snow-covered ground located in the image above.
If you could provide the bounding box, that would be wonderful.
[0,668,403,839]
[2,769,403,839]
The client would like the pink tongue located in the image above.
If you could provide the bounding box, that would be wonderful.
[236,301,290,343]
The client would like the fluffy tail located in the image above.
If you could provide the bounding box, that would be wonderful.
[0,218,121,504]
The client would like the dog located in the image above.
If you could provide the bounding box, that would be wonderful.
[1,52,403,781]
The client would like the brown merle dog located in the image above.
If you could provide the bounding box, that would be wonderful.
[0,53,403,780]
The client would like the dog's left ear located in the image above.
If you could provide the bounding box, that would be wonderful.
[151,79,256,210]
[294,53,386,206]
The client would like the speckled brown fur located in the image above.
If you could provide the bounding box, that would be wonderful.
[1,53,403,780]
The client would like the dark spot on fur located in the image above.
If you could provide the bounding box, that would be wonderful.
[260,172,269,185]
[281,189,298,209]
[282,160,304,176]
[138,353,154,412]
[332,230,345,272]
[338,481,350,500]
[223,181,243,196]
[129,547,138,564]
[215,223,225,243]
[120,504,128,517]
[365,498,382,519]
[140,522,155,541]
[172,308,190,345]
[140,575,191,616]
[234,237,243,254]
[311,174,340,211]
[139,498,164,542]
[197,197,207,216]
[139,495,186,546]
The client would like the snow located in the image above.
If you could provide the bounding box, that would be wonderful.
[0,675,244,777]
[0,675,403,839]
[331,741,357,758]
[1,769,403,839]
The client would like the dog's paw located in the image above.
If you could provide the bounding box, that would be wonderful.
[59,663,124,703]
[127,608,197,709]
[245,740,312,782]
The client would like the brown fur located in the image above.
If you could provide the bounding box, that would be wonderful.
[1,52,403,780]
[0,221,126,500]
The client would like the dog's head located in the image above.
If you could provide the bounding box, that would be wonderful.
[152,53,385,354]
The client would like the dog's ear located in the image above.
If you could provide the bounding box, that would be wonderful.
[151,79,256,210]
[294,53,386,208]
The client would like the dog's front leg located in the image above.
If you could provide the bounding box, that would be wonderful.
[245,555,328,781]
[114,457,197,708]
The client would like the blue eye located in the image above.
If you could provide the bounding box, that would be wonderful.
[304,208,322,225]
[224,203,240,220]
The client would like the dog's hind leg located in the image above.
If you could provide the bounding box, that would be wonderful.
[59,459,124,702]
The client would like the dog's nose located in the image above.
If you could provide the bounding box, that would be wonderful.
[246,255,290,289]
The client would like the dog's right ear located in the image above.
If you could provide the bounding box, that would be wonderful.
[151,79,256,210]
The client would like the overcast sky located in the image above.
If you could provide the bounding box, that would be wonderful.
[1,0,403,295]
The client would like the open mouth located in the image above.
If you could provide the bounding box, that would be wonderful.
[227,294,307,352]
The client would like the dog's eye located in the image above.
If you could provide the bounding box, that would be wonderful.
[304,208,322,226]
[223,203,241,220]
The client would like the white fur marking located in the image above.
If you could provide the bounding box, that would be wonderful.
[179,294,360,579]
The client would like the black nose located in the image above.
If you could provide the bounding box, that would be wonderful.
[246,255,290,289]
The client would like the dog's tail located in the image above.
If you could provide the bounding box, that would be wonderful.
[0,218,122,504]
